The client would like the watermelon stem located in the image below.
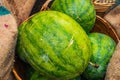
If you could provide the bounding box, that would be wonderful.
[40,0,52,11]
[89,62,99,68]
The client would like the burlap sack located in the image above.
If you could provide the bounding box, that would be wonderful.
[8,72,16,80]
[105,40,120,80]
[104,5,120,38]
[0,0,36,80]
[0,6,17,80]
[2,0,36,25]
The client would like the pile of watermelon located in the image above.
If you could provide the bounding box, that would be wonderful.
[16,0,117,80]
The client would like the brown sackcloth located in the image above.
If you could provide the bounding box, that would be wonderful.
[104,5,120,38]
[8,72,16,80]
[105,40,120,80]
[2,0,36,25]
[0,0,36,80]
[0,14,17,79]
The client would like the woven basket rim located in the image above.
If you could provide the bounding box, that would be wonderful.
[96,15,119,43]
[93,1,115,5]
[93,1,115,12]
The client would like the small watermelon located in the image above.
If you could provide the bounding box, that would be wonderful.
[82,32,116,80]
[16,11,92,80]
[50,0,96,33]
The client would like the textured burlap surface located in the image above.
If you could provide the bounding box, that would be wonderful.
[8,72,16,80]
[0,0,36,80]
[2,0,36,25]
[105,40,120,80]
[0,13,17,80]
[104,5,120,38]
[104,7,120,79]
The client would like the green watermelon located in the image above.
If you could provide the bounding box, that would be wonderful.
[30,72,82,80]
[25,65,36,80]
[30,70,82,80]
[82,32,116,80]
[24,64,48,80]
[16,11,92,80]
[25,64,82,80]
[25,65,82,80]
[30,72,48,80]
[50,0,96,33]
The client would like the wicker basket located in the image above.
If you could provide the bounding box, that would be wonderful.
[92,0,115,17]
[91,15,119,43]
[13,15,119,80]
[92,0,115,12]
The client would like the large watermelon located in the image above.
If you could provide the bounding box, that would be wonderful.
[16,11,92,80]
[50,0,96,33]
[82,32,116,80]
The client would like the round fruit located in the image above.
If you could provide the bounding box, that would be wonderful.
[50,0,96,33]
[25,64,83,80]
[82,32,116,80]
[16,11,91,80]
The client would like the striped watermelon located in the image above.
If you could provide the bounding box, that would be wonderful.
[16,11,92,80]
[50,0,96,33]
[25,65,82,80]
[30,72,82,80]
[82,32,116,80]
[24,64,48,80]
[30,72,48,80]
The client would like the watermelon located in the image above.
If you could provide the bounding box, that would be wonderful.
[25,65,82,80]
[24,64,48,80]
[30,72,82,80]
[16,11,92,80]
[50,0,96,33]
[30,71,48,80]
[82,32,116,80]
[25,65,36,80]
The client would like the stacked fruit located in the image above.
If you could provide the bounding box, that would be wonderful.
[16,0,116,80]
